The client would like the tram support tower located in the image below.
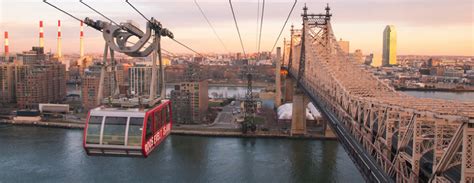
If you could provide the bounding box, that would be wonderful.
[82,16,173,107]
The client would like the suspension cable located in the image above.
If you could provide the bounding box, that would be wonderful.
[228,0,246,56]
[170,38,205,58]
[80,0,119,26]
[255,0,260,52]
[257,0,265,56]
[43,0,81,21]
[270,0,297,53]
[194,0,229,52]
[125,0,151,22]
[124,0,206,58]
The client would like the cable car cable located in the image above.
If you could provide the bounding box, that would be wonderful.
[269,0,297,53]
[194,0,229,53]
[80,0,119,26]
[228,0,246,56]
[125,0,151,22]
[43,0,81,22]
[257,0,265,56]
[255,0,260,52]
[170,38,205,58]
[124,0,208,59]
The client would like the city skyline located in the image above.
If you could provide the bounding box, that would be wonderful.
[0,0,473,56]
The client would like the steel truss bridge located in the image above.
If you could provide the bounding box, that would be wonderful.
[282,5,474,183]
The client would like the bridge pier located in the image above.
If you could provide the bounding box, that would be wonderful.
[274,47,282,108]
[291,89,309,136]
[284,76,294,103]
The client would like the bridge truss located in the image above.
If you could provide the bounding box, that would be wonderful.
[283,4,474,183]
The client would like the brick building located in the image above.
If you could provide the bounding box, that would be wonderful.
[15,62,66,109]
[81,65,114,110]
[170,64,208,124]
[0,63,16,103]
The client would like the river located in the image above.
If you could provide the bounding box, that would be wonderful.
[402,91,474,102]
[0,126,363,182]
[13,86,472,182]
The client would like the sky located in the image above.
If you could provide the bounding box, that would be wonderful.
[0,0,473,56]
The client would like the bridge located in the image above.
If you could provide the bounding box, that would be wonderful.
[279,4,474,183]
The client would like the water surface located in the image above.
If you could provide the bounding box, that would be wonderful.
[0,126,363,183]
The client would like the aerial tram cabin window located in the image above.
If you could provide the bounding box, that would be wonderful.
[162,109,167,126]
[86,116,103,144]
[156,109,164,132]
[145,116,153,140]
[102,116,127,145]
[128,117,143,146]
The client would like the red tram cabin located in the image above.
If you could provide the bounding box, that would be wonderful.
[83,100,172,157]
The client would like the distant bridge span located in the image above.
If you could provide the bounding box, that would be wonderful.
[282,5,474,183]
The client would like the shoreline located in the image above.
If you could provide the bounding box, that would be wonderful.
[165,82,269,88]
[396,87,474,92]
[0,120,337,140]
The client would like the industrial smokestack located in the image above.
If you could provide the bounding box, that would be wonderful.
[39,21,44,48]
[57,20,62,59]
[80,20,84,58]
[4,31,9,60]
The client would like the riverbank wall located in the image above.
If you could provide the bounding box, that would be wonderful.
[396,87,474,92]
[0,120,336,140]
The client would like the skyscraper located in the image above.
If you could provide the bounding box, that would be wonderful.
[382,25,397,66]
[338,38,350,54]
[170,63,208,124]
[353,49,364,64]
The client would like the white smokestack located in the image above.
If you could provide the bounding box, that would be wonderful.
[4,31,9,61]
[57,20,62,59]
[39,20,44,48]
[80,20,84,58]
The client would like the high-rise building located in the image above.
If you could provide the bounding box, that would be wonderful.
[338,38,350,54]
[81,64,114,110]
[170,81,208,124]
[170,85,191,123]
[0,63,16,103]
[170,64,208,124]
[364,53,374,66]
[17,47,49,64]
[183,63,202,82]
[81,71,100,110]
[382,25,397,66]
[354,49,364,64]
[15,62,66,109]
[129,65,159,96]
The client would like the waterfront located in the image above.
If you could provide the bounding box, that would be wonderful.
[7,87,472,183]
[166,86,263,99]
[0,126,363,182]
[402,91,474,102]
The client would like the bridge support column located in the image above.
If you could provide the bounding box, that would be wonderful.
[274,47,282,108]
[462,123,474,182]
[323,123,336,138]
[284,76,294,103]
[291,89,308,136]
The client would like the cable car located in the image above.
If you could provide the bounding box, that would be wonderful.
[83,100,172,157]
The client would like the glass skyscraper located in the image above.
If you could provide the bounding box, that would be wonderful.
[382,25,397,66]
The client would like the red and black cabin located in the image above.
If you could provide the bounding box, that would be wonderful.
[83,100,172,157]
